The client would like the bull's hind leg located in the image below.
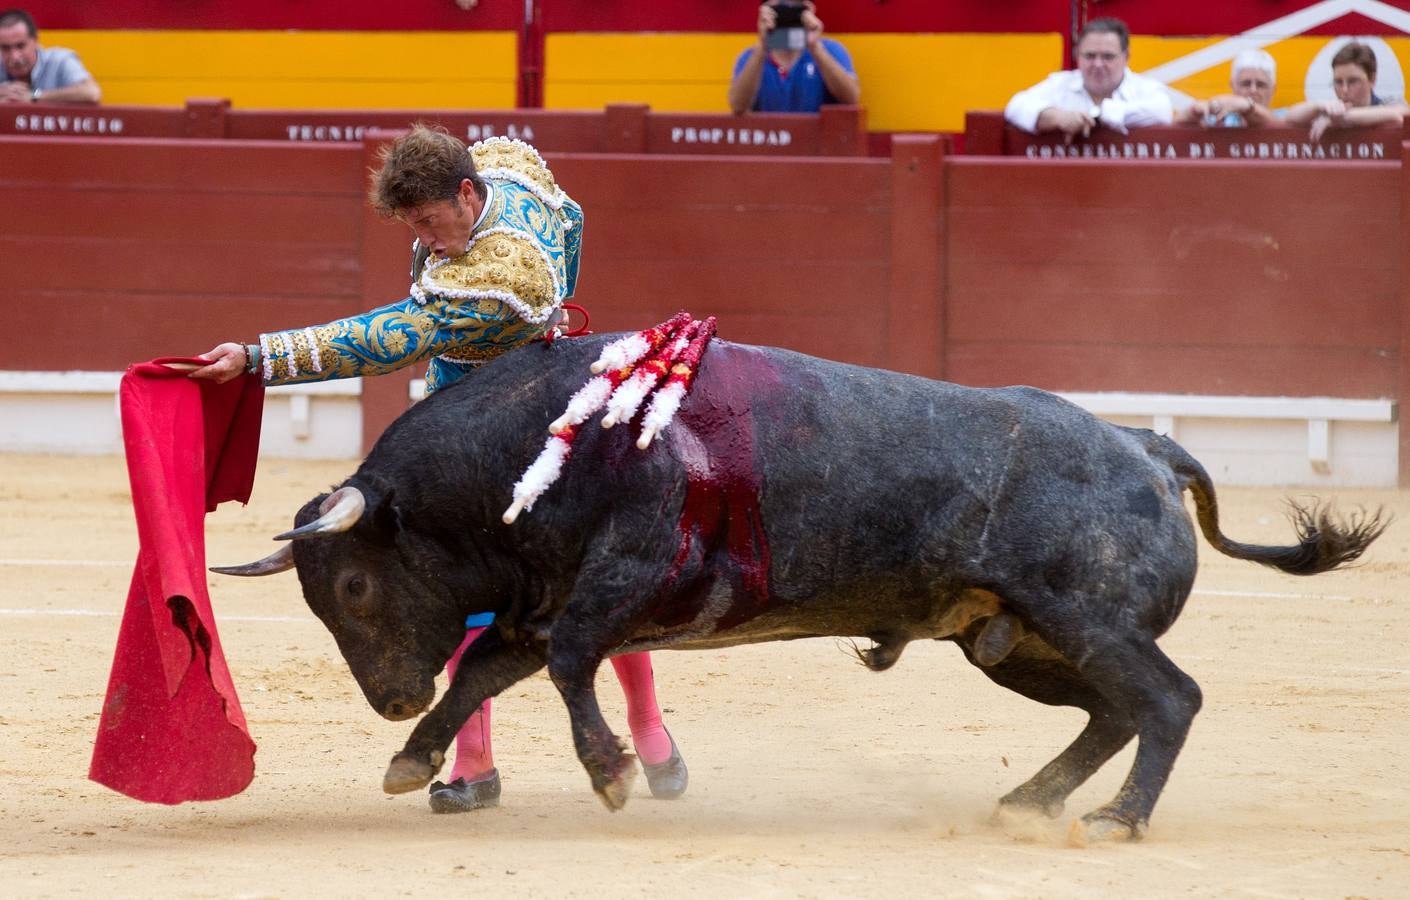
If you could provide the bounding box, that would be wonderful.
[994,623,1202,841]
[966,643,1136,821]
[1068,638,1202,840]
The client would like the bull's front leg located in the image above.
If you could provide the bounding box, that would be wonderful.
[383,627,546,794]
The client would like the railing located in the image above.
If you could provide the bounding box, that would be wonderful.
[962,110,1404,161]
[0,100,869,156]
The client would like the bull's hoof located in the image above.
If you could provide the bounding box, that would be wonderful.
[428,769,501,814]
[383,750,443,795]
[641,733,688,800]
[1069,810,1147,845]
[996,788,1064,820]
[594,760,638,811]
[992,797,1068,843]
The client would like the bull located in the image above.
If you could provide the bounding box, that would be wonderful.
[217,333,1384,841]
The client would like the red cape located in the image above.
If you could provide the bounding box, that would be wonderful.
[89,360,264,803]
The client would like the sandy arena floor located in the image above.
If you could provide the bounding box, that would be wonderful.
[1,452,1408,898]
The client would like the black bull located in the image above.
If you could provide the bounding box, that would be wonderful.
[217,333,1384,841]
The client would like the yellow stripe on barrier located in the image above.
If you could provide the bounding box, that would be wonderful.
[546,32,1061,132]
[48,30,518,109]
[47,30,1410,127]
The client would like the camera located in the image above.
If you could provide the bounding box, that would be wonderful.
[764,1,807,51]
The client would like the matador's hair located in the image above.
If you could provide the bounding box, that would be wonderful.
[370,123,487,216]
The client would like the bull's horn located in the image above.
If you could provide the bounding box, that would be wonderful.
[274,486,367,540]
[210,543,295,577]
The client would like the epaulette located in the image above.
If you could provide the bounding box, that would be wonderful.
[411,227,561,326]
[470,137,568,211]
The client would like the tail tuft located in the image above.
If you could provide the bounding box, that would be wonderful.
[1272,500,1390,575]
[1165,435,1390,576]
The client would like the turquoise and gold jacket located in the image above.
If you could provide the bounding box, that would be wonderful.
[257,137,582,395]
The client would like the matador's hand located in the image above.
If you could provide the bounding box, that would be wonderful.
[189,342,249,383]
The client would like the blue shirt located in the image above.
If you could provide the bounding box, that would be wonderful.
[0,45,92,91]
[733,38,856,113]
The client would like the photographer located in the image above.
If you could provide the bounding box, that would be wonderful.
[728,0,860,114]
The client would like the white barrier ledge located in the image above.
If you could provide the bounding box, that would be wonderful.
[1058,392,1397,475]
[0,371,362,448]
[0,370,361,397]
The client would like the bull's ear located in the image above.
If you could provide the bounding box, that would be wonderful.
[367,486,403,541]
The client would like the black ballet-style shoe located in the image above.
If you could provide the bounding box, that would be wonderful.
[427,768,502,814]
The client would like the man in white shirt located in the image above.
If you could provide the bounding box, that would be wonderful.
[1005,17,1172,141]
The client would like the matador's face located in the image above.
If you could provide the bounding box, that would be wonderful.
[398,179,483,260]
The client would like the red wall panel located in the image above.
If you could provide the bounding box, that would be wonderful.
[0,138,366,370]
[943,158,1401,397]
[548,153,895,367]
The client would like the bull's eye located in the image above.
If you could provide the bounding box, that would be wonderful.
[344,573,368,600]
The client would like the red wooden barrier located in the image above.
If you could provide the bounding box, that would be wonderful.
[963,110,1403,161]
[1,131,1402,471]
[227,107,606,149]
[944,156,1400,398]
[0,101,194,138]
[1400,140,1410,485]
[0,136,366,372]
[1,99,869,155]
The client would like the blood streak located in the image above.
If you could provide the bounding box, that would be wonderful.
[663,344,778,630]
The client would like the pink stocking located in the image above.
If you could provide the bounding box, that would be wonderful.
[445,626,495,782]
[611,652,672,765]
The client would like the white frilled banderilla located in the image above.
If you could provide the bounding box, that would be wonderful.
[502,312,717,524]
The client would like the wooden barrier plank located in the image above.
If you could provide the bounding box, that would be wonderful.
[3,237,361,297]
[581,209,890,263]
[573,260,882,307]
[4,100,862,156]
[2,189,360,245]
[945,343,1398,398]
[885,135,945,380]
[6,292,357,370]
[229,108,605,150]
[961,112,1403,162]
[0,103,188,138]
[941,280,1393,351]
[942,155,1400,402]
[948,158,1397,209]
[1399,140,1410,485]
[946,209,1394,269]
[358,135,418,453]
[0,136,363,194]
[550,153,888,203]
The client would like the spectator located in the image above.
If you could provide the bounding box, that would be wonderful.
[1286,41,1408,141]
[1005,17,1172,141]
[1174,49,1279,127]
[0,8,100,105]
[728,1,860,115]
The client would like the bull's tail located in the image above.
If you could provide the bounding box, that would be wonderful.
[1155,435,1389,575]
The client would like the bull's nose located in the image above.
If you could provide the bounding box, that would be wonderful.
[382,700,420,721]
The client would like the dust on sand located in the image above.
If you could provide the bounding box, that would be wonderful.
[2,454,1407,897]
